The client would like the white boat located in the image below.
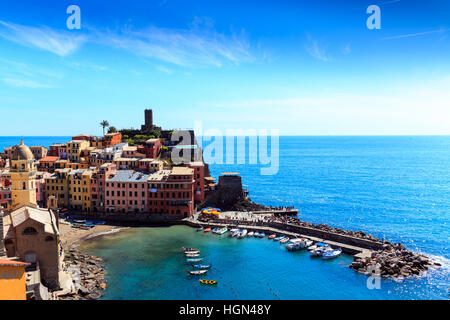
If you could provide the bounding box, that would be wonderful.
[322,248,342,260]
[237,229,248,239]
[254,232,260,237]
[304,240,313,248]
[280,237,290,244]
[310,243,332,257]
[286,238,306,251]
[216,227,228,235]
[247,231,254,237]
[184,250,200,255]
[185,253,200,258]
[189,270,208,275]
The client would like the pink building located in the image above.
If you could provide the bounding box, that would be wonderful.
[90,163,116,212]
[105,170,150,213]
[49,144,67,159]
[143,139,162,159]
[0,187,11,210]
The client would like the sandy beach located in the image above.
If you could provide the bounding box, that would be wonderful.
[59,221,126,248]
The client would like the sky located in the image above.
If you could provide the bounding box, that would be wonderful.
[0,0,449,136]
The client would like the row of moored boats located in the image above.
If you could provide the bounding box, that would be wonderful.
[197,226,342,259]
[182,247,217,285]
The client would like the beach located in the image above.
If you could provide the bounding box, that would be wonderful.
[59,221,125,248]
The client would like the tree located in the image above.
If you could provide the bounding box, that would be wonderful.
[108,126,117,134]
[100,120,109,136]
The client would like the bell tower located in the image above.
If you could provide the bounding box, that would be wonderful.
[10,140,37,210]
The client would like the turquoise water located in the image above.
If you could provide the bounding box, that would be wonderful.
[1,136,449,299]
[82,225,448,300]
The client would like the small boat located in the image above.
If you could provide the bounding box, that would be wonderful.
[280,237,290,244]
[185,253,200,258]
[182,247,199,252]
[237,229,248,239]
[258,232,266,238]
[84,223,95,228]
[254,232,260,237]
[247,231,254,237]
[268,234,276,240]
[229,230,240,238]
[199,279,218,285]
[189,270,208,275]
[197,226,204,232]
[273,236,285,241]
[73,219,86,224]
[187,258,204,262]
[193,264,211,269]
[212,228,219,233]
[286,238,311,251]
[322,248,342,260]
[94,221,106,225]
[304,240,313,248]
[310,243,332,257]
[204,227,211,233]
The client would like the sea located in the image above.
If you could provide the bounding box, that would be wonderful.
[1,136,449,300]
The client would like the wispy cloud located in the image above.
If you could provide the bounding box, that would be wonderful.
[94,24,254,67]
[155,65,174,75]
[3,77,55,88]
[0,20,86,56]
[305,35,328,62]
[382,28,448,40]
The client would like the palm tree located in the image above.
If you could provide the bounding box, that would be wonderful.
[100,120,110,136]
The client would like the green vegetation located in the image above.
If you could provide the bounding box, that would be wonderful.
[100,120,110,136]
[108,126,117,133]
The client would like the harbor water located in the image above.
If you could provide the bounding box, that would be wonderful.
[1,136,449,299]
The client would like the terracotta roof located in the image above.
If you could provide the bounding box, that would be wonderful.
[39,156,59,162]
[0,259,30,267]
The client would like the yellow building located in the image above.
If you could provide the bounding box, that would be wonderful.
[45,168,71,207]
[82,170,92,212]
[67,140,90,162]
[0,259,29,300]
[69,169,83,210]
[9,140,37,211]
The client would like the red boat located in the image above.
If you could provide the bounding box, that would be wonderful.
[268,234,276,239]
[204,227,211,232]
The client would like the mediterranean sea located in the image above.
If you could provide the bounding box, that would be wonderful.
[1,136,449,299]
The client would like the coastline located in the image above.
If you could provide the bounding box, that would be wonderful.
[58,222,128,300]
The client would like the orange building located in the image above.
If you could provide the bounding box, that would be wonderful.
[104,132,122,148]
[0,259,30,300]
[37,156,59,172]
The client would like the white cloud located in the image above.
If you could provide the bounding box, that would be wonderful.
[382,28,448,40]
[305,35,328,62]
[0,20,86,56]
[95,25,254,67]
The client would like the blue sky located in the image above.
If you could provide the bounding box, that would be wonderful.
[0,0,449,136]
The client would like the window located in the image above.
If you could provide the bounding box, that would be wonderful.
[23,227,38,235]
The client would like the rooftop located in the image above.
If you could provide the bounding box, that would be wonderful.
[39,156,59,162]
[0,259,30,267]
[171,167,194,175]
[107,170,150,183]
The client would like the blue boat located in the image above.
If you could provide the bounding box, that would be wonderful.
[94,221,106,225]
[187,258,204,262]
[258,232,266,238]
[73,219,85,224]
[84,223,95,228]
[193,264,211,269]
[274,236,285,241]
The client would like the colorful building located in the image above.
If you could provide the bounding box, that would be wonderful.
[37,156,59,172]
[45,168,71,208]
[48,144,67,159]
[29,146,48,160]
[188,161,206,203]
[144,138,162,159]
[90,163,116,212]
[0,259,30,300]
[105,170,150,213]
[104,132,122,148]
[67,140,90,162]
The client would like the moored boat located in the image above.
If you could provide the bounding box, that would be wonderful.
[310,243,332,257]
[182,247,198,252]
[247,231,254,237]
[268,234,276,240]
[193,264,211,269]
[254,232,260,237]
[204,227,211,232]
[197,226,204,232]
[185,253,200,258]
[273,236,285,241]
[322,248,342,260]
[237,229,248,239]
[187,258,204,262]
[189,270,208,275]
[216,227,228,235]
[258,232,266,238]
[199,279,217,285]
[280,237,290,244]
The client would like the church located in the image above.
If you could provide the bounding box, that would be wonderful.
[1,140,63,290]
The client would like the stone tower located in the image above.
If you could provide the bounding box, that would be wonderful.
[10,140,37,210]
[141,109,154,131]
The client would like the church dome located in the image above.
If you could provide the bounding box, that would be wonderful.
[12,140,34,161]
